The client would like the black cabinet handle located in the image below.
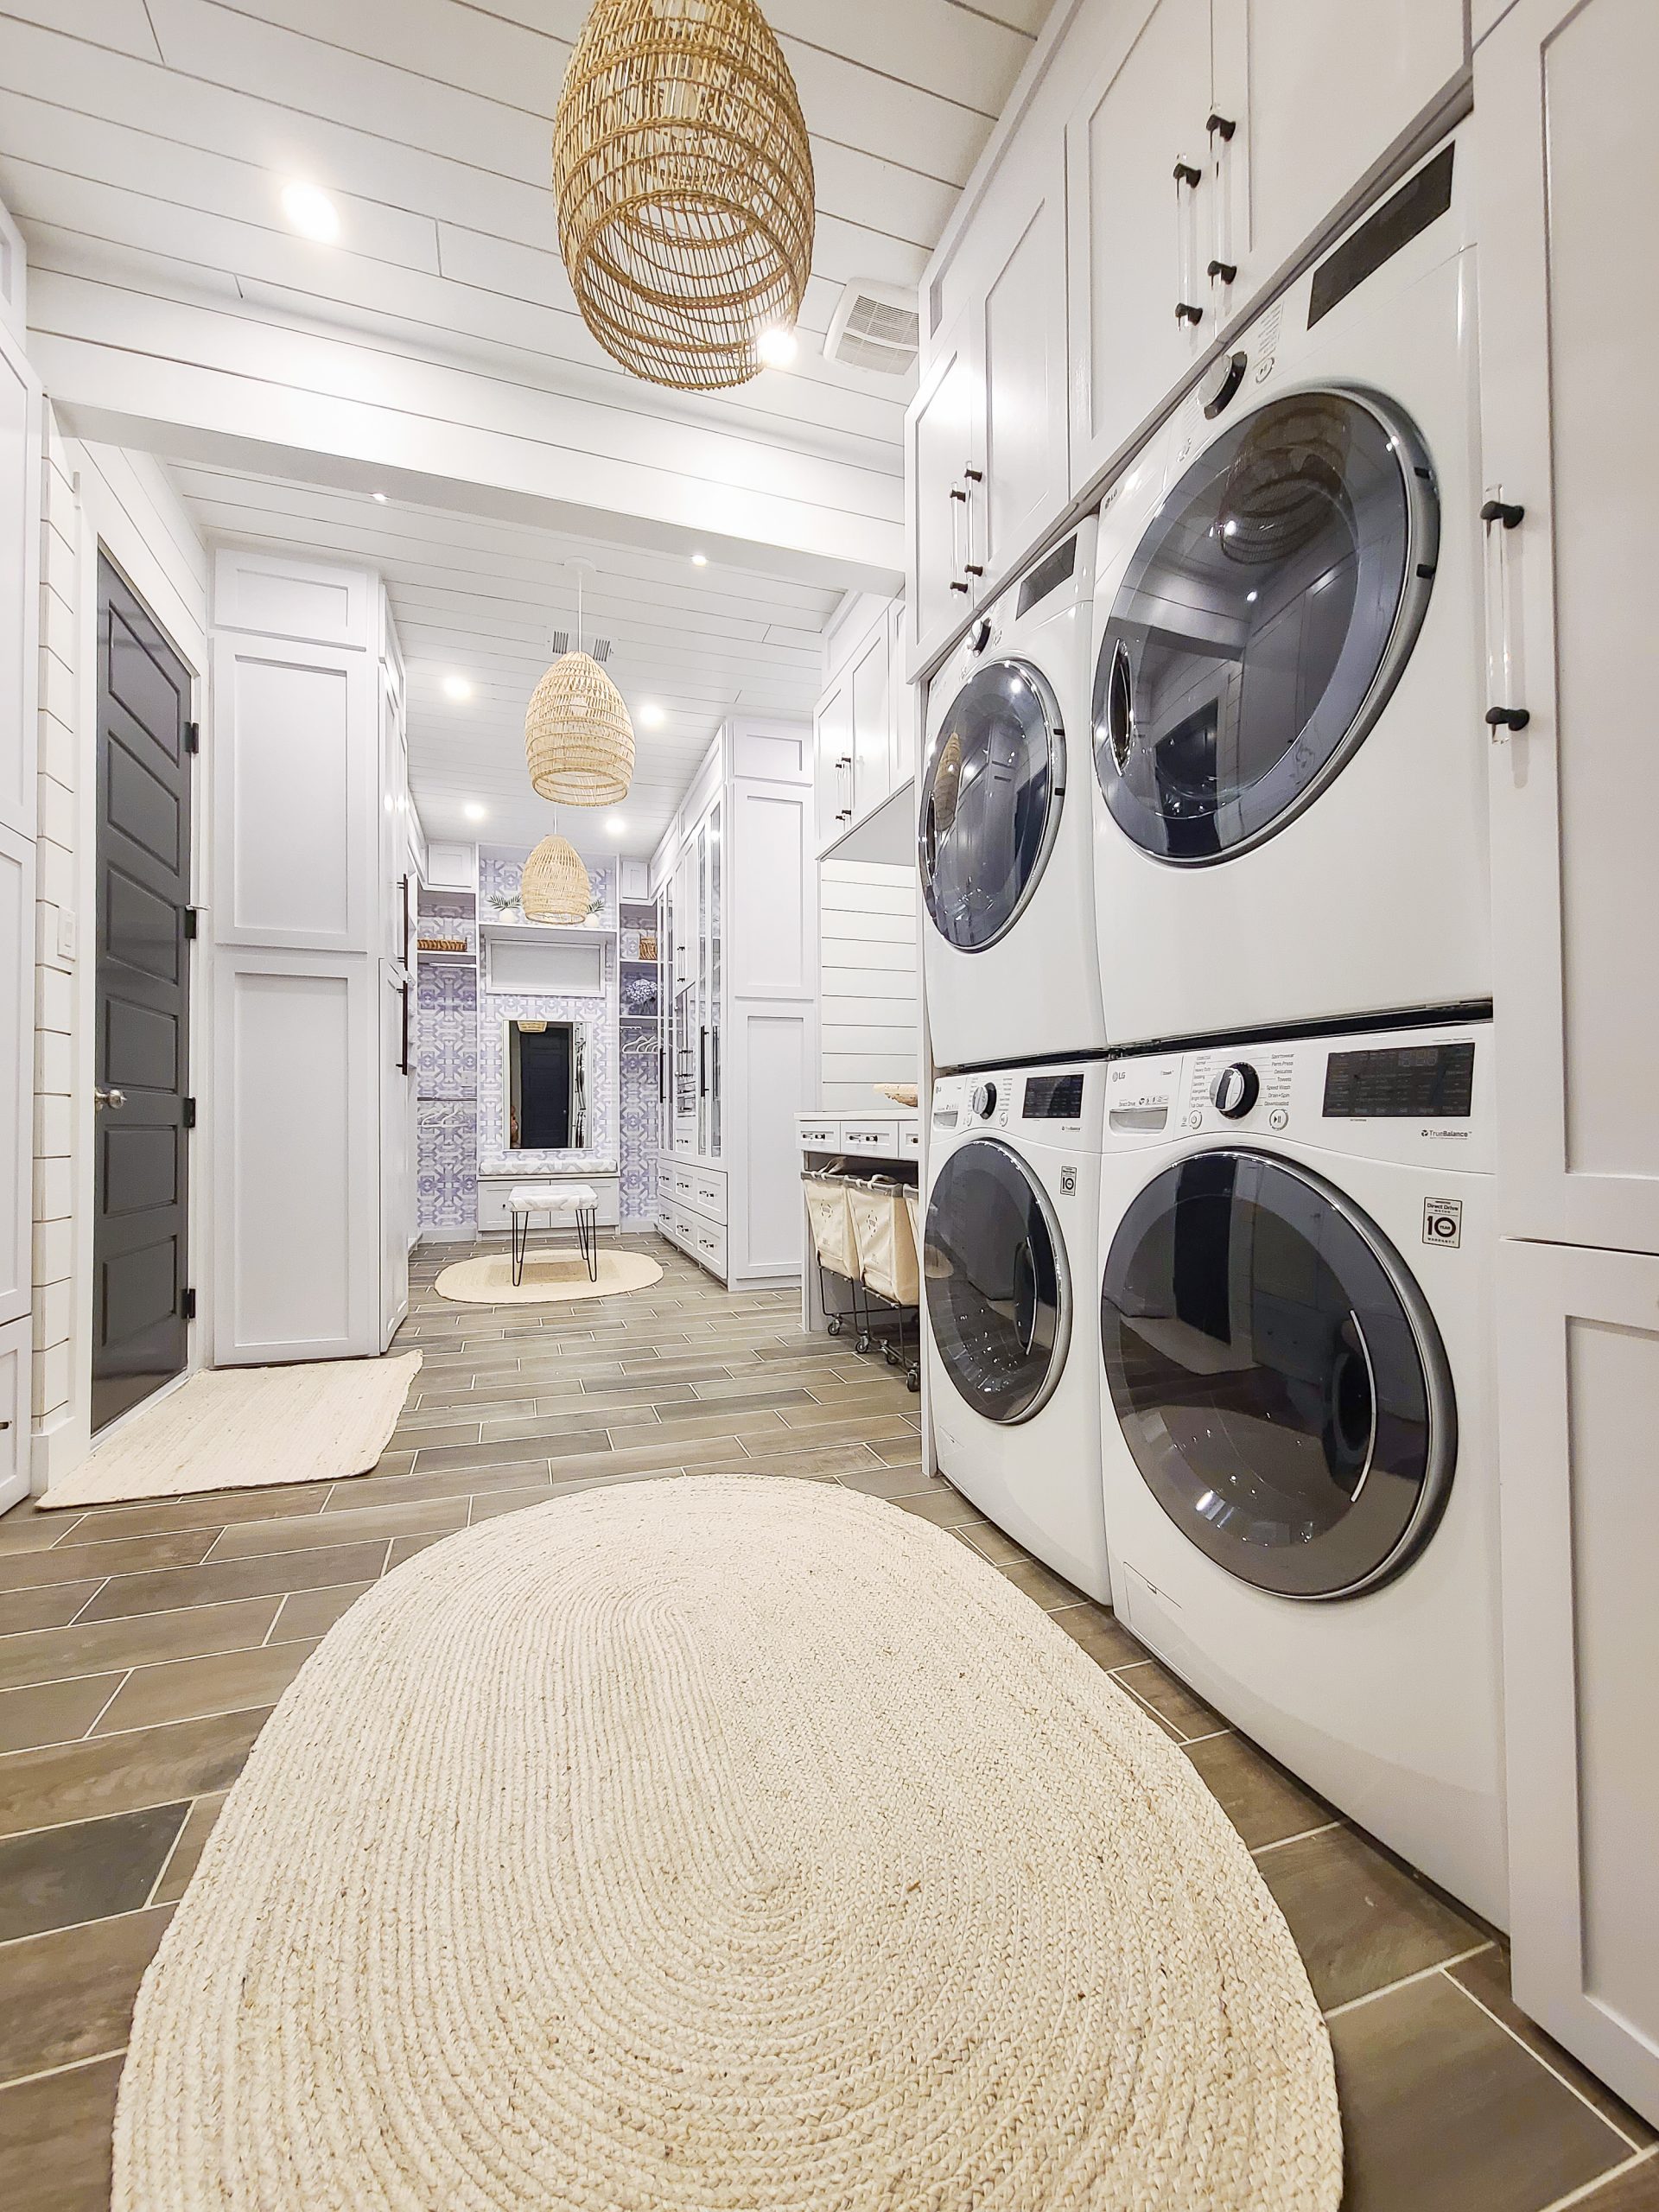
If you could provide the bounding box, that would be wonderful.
[398,979,411,1074]
[1206,258,1236,283]
[1173,159,1201,188]
[1486,706,1531,732]
[964,563,985,577]
[699,1026,709,1096]
[949,486,968,504]
[950,580,970,594]
[963,467,983,483]
[1175,302,1205,327]
[1205,111,1236,141]
[1480,499,1526,530]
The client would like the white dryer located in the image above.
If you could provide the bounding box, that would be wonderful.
[923,1061,1109,1603]
[1090,133,1488,1047]
[919,520,1100,1071]
[1096,1017,1505,1925]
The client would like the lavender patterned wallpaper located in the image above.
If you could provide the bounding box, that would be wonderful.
[416,957,479,1234]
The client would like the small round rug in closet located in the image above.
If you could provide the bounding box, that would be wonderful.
[113,1477,1341,2212]
[433,1247,663,1303]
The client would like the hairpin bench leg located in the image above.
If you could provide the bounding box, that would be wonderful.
[512,1209,529,1287]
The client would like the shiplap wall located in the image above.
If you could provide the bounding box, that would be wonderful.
[819,858,918,1113]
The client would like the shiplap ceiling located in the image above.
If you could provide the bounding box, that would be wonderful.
[1,0,1055,848]
[172,459,841,854]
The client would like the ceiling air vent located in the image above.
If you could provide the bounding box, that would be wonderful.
[547,631,611,662]
[824,279,921,377]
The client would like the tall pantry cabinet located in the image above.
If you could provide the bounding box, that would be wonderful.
[1476,0,1659,2126]
[650,717,816,1291]
[210,551,419,1363]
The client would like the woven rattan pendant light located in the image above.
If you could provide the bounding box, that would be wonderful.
[553,0,815,391]
[521,832,594,925]
[525,563,636,808]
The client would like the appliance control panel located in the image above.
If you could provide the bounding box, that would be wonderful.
[934,1066,1097,1140]
[1102,1024,1492,1171]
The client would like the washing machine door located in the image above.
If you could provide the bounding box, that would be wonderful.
[925,1137,1070,1424]
[920,658,1065,950]
[1100,1149,1455,1598]
[1093,389,1438,863]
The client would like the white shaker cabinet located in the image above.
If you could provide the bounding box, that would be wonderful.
[1497,1237,1659,2126]
[907,314,980,671]
[1475,0,1659,1256]
[1065,0,1214,497]
[814,599,905,855]
[1207,0,1466,331]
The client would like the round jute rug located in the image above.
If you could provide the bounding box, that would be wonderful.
[114,1478,1341,2212]
[434,1247,663,1304]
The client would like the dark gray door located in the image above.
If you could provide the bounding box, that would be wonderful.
[93,557,193,1433]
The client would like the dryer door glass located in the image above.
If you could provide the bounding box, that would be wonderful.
[1093,390,1436,863]
[925,1138,1070,1425]
[1100,1150,1454,1597]
[920,658,1063,950]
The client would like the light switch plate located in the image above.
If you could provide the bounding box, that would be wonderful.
[56,908,77,961]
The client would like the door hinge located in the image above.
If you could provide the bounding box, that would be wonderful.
[182,1096,198,1129]
[185,720,200,753]
[183,907,200,940]
[182,1287,197,1320]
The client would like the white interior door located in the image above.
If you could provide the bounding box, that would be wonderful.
[1477,0,1659,1253]
[1497,1236,1659,2126]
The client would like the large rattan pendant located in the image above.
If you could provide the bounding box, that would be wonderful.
[521,835,594,925]
[525,651,636,807]
[553,0,815,391]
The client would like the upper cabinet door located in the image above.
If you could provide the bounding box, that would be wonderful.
[849,618,893,825]
[1476,0,1659,1254]
[1066,0,1213,497]
[977,142,1071,591]
[906,313,982,676]
[814,676,853,851]
[1210,0,1466,323]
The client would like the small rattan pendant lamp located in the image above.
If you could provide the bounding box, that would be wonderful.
[521,821,594,925]
[552,0,815,391]
[524,562,636,808]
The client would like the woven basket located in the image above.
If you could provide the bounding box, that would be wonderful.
[521,836,594,924]
[525,652,636,807]
[552,0,816,391]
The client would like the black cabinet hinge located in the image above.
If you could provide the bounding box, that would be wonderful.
[183,907,200,940]
[182,1096,198,1129]
[182,1287,197,1320]
[185,720,200,754]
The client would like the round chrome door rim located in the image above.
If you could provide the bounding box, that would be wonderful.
[928,1135,1073,1427]
[918,657,1068,951]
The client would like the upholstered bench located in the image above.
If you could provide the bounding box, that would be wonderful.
[508,1184,600,1287]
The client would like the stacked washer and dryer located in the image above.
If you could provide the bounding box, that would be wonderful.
[917,132,1508,1925]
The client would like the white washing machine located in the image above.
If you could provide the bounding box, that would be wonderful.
[919,519,1100,1071]
[1096,1018,1505,1925]
[923,1061,1109,1603]
[1090,132,1489,1047]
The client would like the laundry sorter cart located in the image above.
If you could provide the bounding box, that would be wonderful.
[845,1173,923,1392]
[802,1166,864,1340]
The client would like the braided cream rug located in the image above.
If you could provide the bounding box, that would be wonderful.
[115,1478,1341,2211]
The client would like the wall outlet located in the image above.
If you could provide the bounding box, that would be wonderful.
[55,908,77,962]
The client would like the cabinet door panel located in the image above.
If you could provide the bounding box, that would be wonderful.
[815,679,852,849]
[1477,0,1659,1251]
[0,326,40,842]
[1497,1237,1659,2126]
[1067,0,1211,494]
[906,320,979,674]
[980,149,1070,587]
[1215,0,1465,315]
[849,623,892,823]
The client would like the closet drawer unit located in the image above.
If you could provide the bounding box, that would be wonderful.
[0,1313,25,1509]
[690,1217,728,1279]
[841,1118,903,1157]
[898,1122,923,1159]
[797,1116,842,1150]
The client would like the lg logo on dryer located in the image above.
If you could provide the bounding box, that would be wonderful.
[1422,1198,1463,1249]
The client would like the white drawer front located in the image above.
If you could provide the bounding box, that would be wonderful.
[841,1120,900,1154]
[798,1118,841,1149]
[690,1218,728,1278]
[0,1313,26,1510]
[899,1123,923,1157]
[688,1171,727,1224]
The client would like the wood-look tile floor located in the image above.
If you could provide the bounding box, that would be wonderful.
[0,1235,1652,2210]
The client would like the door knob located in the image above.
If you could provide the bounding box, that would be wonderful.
[94,1086,127,1111]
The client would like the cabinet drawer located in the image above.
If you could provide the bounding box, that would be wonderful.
[690,1217,728,1279]
[0,1313,28,1508]
[841,1119,902,1155]
[798,1117,842,1149]
[687,1169,727,1224]
[898,1122,923,1158]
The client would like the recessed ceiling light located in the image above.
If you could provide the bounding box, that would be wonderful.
[442,674,474,702]
[372,491,388,504]
[280,181,340,244]
[604,816,626,836]
[463,802,487,822]
[756,326,798,369]
[638,702,665,728]
[690,552,709,567]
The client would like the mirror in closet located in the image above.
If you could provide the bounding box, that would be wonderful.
[505,1019,588,1151]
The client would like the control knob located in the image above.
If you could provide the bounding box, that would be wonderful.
[969,617,993,656]
[1211,1062,1260,1119]
[971,1079,998,1120]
